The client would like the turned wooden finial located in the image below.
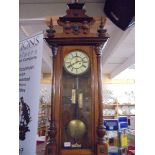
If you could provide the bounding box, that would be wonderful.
[98,17,107,37]
[46,18,56,38]
[101,17,106,27]
[50,18,53,26]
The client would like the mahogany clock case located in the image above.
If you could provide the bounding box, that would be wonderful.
[44,1,109,155]
[53,45,99,155]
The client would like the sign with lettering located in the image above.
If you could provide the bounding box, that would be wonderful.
[19,32,43,155]
[104,119,118,131]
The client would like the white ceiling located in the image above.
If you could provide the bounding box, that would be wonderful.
[19,0,135,78]
[20,0,105,4]
[19,0,106,18]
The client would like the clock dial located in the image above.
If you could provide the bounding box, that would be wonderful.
[64,50,90,75]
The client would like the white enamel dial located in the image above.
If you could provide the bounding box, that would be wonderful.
[64,50,90,75]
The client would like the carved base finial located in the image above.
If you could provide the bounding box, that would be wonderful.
[98,17,107,37]
[45,120,57,155]
[46,18,56,38]
[97,119,106,144]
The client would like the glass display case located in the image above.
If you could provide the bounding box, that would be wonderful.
[103,87,135,118]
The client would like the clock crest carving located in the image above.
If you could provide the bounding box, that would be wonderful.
[44,1,109,155]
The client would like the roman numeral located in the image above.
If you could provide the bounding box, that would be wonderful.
[82,57,86,60]
[83,64,87,68]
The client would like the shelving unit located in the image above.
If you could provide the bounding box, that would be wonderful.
[38,100,51,137]
[103,100,135,118]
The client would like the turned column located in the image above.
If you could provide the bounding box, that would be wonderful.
[95,17,108,155]
[45,19,57,155]
[95,46,105,142]
[95,45,108,155]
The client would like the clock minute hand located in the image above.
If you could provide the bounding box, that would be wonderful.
[67,62,77,68]
[73,61,82,66]
[67,61,81,68]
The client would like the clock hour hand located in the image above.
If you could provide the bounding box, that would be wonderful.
[72,61,82,65]
[67,61,82,68]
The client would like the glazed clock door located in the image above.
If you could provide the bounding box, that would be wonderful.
[60,46,94,155]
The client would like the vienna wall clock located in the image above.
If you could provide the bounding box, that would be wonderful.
[44,1,109,155]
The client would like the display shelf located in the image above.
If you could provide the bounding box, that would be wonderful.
[119,114,135,116]
[38,126,46,129]
[117,104,135,106]
[103,115,135,118]
[38,100,51,137]
[104,103,135,106]
[103,101,135,118]
[38,115,46,118]
[104,104,117,107]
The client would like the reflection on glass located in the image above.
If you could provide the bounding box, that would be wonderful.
[61,66,92,149]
